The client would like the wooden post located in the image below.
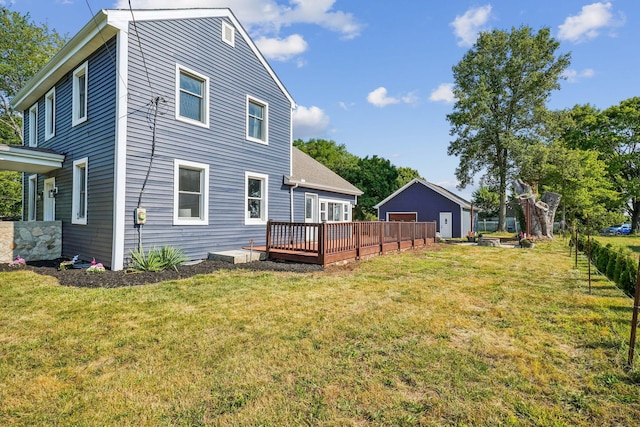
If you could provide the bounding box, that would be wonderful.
[587,218,591,294]
[628,256,640,367]
[318,222,326,266]
[265,220,271,260]
[574,226,578,269]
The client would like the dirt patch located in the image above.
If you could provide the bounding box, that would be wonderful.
[0,258,324,288]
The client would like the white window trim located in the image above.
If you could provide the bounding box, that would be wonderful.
[222,21,235,47]
[173,159,209,226]
[28,104,38,147]
[246,95,269,145]
[244,171,269,225]
[28,175,37,221]
[45,87,55,140]
[72,157,88,225]
[319,198,352,223]
[72,61,88,127]
[175,64,210,128]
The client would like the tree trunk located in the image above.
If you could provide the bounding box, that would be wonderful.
[631,198,640,234]
[513,179,561,239]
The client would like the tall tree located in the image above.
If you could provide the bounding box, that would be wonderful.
[343,156,398,220]
[447,26,570,231]
[471,186,500,219]
[395,166,423,188]
[601,97,640,232]
[293,139,358,177]
[1,7,66,141]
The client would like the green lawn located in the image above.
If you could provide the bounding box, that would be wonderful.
[594,234,640,254]
[1,240,639,425]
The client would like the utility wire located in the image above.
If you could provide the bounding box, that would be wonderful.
[83,0,128,92]
[128,0,155,96]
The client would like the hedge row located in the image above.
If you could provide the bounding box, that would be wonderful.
[575,236,638,296]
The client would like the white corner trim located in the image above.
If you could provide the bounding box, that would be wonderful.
[111,29,128,271]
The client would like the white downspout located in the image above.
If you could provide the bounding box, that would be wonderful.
[290,183,299,222]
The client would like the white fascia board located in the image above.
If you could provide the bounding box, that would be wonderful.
[284,176,362,196]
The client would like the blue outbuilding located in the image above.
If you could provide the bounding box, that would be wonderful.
[374,178,474,239]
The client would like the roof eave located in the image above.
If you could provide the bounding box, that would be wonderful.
[284,176,363,196]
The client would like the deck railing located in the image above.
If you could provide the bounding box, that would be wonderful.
[266,220,437,266]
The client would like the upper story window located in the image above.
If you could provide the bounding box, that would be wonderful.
[246,96,268,144]
[45,88,55,140]
[28,104,38,147]
[176,65,209,128]
[222,21,235,47]
[72,158,88,225]
[72,61,88,126]
[174,159,209,225]
[245,171,268,225]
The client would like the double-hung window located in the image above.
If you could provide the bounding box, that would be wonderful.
[72,62,88,126]
[174,160,209,225]
[246,96,268,144]
[27,175,37,221]
[245,172,268,224]
[45,88,55,140]
[72,158,88,224]
[176,65,209,127]
[28,104,38,147]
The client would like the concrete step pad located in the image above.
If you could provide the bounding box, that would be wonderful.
[208,249,265,264]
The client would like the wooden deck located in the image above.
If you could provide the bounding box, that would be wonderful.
[265,221,437,266]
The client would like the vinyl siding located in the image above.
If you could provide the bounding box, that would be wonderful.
[21,37,118,265]
[123,17,292,262]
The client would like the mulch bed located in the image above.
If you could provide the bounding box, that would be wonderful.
[0,258,324,288]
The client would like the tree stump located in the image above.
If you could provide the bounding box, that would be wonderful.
[513,179,561,239]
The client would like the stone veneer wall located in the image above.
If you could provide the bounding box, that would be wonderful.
[0,221,62,263]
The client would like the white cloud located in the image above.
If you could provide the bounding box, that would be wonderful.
[562,68,596,83]
[255,34,308,61]
[367,87,417,108]
[558,2,623,43]
[450,5,493,47]
[429,83,456,104]
[292,105,330,139]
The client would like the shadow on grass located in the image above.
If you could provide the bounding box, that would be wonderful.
[627,245,640,253]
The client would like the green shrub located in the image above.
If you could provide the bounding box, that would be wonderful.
[129,246,187,272]
[597,245,610,274]
[606,251,617,279]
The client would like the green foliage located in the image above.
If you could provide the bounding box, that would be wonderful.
[293,139,358,177]
[343,155,399,220]
[395,166,423,188]
[579,237,637,295]
[0,170,21,218]
[447,26,570,231]
[472,186,500,219]
[1,7,66,139]
[129,246,187,272]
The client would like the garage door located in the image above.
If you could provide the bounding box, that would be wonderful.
[388,213,417,222]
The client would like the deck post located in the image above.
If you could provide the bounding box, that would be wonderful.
[355,222,361,259]
[318,222,326,266]
[265,220,271,259]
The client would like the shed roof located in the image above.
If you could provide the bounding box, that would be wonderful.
[284,147,363,196]
[374,178,472,209]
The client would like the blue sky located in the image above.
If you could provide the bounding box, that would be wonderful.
[4,0,640,199]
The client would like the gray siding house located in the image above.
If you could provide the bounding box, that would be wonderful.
[9,8,360,270]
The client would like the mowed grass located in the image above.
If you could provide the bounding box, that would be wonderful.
[594,234,640,254]
[1,240,639,426]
